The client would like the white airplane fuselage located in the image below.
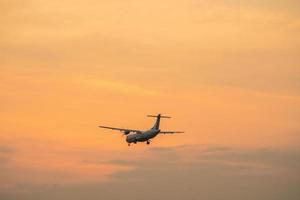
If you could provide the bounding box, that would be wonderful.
[126,128,160,143]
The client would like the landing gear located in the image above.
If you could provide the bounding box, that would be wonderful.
[146,140,150,145]
[128,143,130,146]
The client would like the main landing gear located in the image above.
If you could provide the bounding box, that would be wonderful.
[128,141,151,146]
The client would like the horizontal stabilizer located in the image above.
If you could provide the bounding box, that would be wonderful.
[160,131,184,134]
[147,115,171,118]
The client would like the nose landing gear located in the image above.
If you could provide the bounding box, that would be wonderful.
[146,140,150,145]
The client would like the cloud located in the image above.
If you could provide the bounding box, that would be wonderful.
[3,145,299,200]
[78,144,300,179]
[199,146,232,153]
[0,146,14,154]
[0,157,10,164]
[82,159,136,166]
[0,146,14,164]
[198,147,300,172]
[106,145,300,200]
[112,145,300,179]
[107,159,137,166]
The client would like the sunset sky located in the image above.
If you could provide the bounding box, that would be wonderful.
[1,0,300,199]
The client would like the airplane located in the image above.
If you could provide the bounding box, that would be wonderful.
[99,114,184,146]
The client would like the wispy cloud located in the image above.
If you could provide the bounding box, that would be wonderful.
[0,145,14,164]
[0,146,14,154]
[1,143,299,199]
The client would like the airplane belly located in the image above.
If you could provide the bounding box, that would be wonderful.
[136,134,148,142]
[137,130,159,141]
[126,130,160,143]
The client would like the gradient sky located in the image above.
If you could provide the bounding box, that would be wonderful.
[1,0,300,199]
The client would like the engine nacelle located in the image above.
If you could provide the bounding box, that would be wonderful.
[123,130,130,135]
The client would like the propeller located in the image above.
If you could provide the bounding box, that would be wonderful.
[123,130,130,135]
[121,130,131,137]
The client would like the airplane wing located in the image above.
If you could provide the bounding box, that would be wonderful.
[160,131,184,134]
[98,125,141,134]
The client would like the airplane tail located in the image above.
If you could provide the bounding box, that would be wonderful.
[147,114,171,130]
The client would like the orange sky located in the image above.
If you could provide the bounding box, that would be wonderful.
[1,0,300,199]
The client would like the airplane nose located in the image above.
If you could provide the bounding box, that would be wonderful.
[126,135,131,143]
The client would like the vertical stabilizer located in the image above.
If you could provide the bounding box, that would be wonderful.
[147,114,171,130]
